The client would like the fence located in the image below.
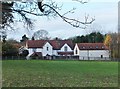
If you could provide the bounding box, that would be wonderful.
[79,56,110,60]
[1,56,119,61]
[2,56,26,60]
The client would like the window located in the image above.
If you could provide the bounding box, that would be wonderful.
[83,46,85,49]
[101,55,103,58]
[64,46,68,52]
[96,46,98,48]
[75,49,78,54]
[47,47,49,51]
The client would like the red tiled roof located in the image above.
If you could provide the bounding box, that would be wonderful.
[27,40,74,50]
[77,43,109,50]
[58,52,74,55]
[27,40,46,48]
[58,40,74,49]
[48,40,60,50]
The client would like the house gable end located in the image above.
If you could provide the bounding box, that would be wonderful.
[60,43,73,52]
[42,42,53,56]
[74,44,79,55]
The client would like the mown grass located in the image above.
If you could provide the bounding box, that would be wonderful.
[2,60,118,87]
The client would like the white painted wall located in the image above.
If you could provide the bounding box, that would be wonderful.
[27,48,34,59]
[79,50,88,57]
[42,42,53,56]
[52,50,58,55]
[26,42,57,57]
[27,48,34,57]
[79,50,110,60]
[36,48,42,52]
[59,44,72,52]
[88,50,109,58]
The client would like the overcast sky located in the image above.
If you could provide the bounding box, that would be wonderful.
[7,0,119,41]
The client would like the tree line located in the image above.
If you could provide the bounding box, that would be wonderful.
[69,32,105,43]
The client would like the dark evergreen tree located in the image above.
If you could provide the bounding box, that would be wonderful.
[69,32,105,43]
[20,35,29,42]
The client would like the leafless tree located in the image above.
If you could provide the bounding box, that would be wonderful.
[72,0,90,4]
[0,0,95,31]
[33,30,49,40]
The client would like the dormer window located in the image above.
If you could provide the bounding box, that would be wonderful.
[102,46,104,49]
[96,46,98,48]
[64,46,68,52]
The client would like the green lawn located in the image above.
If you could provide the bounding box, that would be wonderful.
[2,60,118,87]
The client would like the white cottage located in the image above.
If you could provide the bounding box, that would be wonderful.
[74,43,110,60]
[26,40,74,59]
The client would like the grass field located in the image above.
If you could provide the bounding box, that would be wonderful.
[2,60,118,87]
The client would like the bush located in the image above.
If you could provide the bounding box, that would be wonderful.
[2,42,18,57]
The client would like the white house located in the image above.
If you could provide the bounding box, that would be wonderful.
[74,43,110,60]
[24,39,110,60]
[26,40,74,59]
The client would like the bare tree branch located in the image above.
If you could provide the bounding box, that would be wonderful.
[72,0,89,4]
[1,0,95,30]
[43,4,95,29]
[62,8,76,16]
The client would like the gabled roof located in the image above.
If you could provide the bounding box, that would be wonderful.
[48,40,74,50]
[27,40,74,50]
[76,43,109,50]
[48,40,60,50]
[58,40,74,49]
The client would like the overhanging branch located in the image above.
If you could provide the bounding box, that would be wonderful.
[72,0,89,4]
[1,1,95,30]
[43,4,95,29]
